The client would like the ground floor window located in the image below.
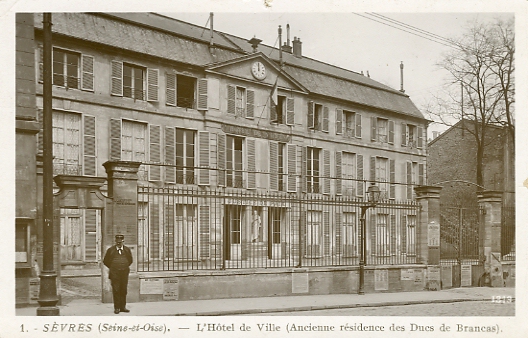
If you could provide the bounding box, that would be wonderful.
[343,212,357,257]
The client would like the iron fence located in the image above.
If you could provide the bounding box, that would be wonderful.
[440,203,481,265]
[501,205,515,261]
[137,186,420,272]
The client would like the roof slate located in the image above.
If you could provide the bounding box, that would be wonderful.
[34,12,425,120]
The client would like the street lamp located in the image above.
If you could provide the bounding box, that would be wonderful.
[358,184,380,295]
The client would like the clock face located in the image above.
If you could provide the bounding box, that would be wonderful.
[251,61,267,80]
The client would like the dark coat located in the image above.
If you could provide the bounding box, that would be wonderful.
[103,245,133,274]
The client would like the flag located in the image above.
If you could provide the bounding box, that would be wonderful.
[270,77,279,122]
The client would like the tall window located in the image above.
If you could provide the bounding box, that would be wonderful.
[122,120,147,180]
[407,215,416,255]
[306,211,322,256]
[226,136,244,188]
[174,205,198,259]
[343,212,357,257]
[278,143,286,191]
[176,129,195,184]
[307,147,320,193]
[166,74,196,108]
[342,152,356,196]
[376,213,389,256]
[52,112,81,175]
[377,118,388,143]
[59,208,82,262]
[236,87,246,116]
[269,208,282,244]
[401,123,423,149]
[123,63,145,100]
[375,157,389,197]
[53,48,80,88]
[344,110,355,138]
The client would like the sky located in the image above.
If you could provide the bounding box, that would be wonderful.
[164,12,513,136]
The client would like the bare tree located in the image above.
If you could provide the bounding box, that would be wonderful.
[425,17,515,189]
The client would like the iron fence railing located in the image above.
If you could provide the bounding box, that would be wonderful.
[502,205,515,261]
[137,186,420,272]
[440,204,482,265]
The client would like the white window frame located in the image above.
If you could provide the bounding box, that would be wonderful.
[175,128,196,184]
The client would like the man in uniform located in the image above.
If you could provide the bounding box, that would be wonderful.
[103,234,133,314]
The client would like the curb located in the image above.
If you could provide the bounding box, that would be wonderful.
[166,296,509,316]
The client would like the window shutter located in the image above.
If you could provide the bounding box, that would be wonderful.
[390,214,396,255]
[147,68,159,102]
[307,101,314,129]
[109,118,121,160]
[286,97,295,125]
[323,211,330,256]
[199,205,210,258]
[406,161,412,199]
[356,113,362,138]
[356,154,364,197]
[198,131,210,186]
[401,123,407,146]
[322,106,329,132]
[370,213,376,256]
[83,115,96,176]
[81,55,94,91]
[370,156,376,183]
[269,141,278,191]
[217,133,226,187]
[417,126,424,148]
[37,109,43,154]
[370,117,377,141]
[388,120,394,144]
[246,89,255,118]
[150,203,160,259]
[246,138,256,189]
[84,209,98,261]
[166,73,176,106]
[270,100,278,123]
[38,45,44,83]
[227,85,236,114]
[111,60,123,96]
[335,151,342,195]
[401,215,407,254]
[165,126,175,183]
[287,144,297,192]
[418,163,425,185]
[335,109,343,135]
[149,125,161,181]
[301,146,307,193]
[197,78,208,110]
[389,159,395,199]
[323,149,330,194]
[335,213,342,255]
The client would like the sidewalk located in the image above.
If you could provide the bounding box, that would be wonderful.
[16,287,514,316]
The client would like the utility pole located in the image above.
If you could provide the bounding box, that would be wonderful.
[37,13,59,316]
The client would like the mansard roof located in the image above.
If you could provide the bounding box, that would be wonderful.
[34,12,425,120]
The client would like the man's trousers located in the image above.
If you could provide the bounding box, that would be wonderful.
[110,269,129,310]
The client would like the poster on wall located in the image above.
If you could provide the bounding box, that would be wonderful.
[401,268,414,281]
[163,278,179,300]
[374,269,389,290]
[461,264,472,286]
[427,220,440,246]
[140,278,163,295]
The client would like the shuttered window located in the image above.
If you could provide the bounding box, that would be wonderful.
[307,101,314,129]
[286,97,295,125]
[81,55,94,91]
[246,138,256,189]
[149,125,161,181]
[306,147,320,193]
[356,154,364,197]
[342,152,356,196]
[175,129,196,184]
[165,127,176,183]
[344,110,356,138]
[269,141,279,191]
[121,120,147,180]
[355,114,362,138]
[198,131,210,185]
[246,89,255,118]
[389,159,396,199]
[323,149,331,194]
[335,109,343,135]
[123,63,145,100]
[166,73,177,106]
[322,106,329,132]
[226,135,244,188]
[109,118,121,161]
[372,156,390,199]
[306,211,321,257]
[83,115,96,176]
[343,212,357,257]
[199,205,211,258]
[286,144,297,192]
[335,151,342,195]
[146,68,159,102]
[197,78,208,110]
[111,61,158,102]
[52,112,81,175]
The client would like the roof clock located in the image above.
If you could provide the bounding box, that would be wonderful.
[251,61,267,80]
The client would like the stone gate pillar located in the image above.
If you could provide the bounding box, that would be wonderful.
[103,161,142,303]
[477,191,503,287]
[414,186,442,265]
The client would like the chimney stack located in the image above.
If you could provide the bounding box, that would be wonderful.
[281,24,292,53]
[292,37,302,58]
[209,12,215,56]
[400,61,405,93]
[278,25,283,67]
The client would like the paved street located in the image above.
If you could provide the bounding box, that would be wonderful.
[253,300,515,316]
[59,277,100,305]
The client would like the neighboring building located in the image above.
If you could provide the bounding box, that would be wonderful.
[17,13,429,305]
[427,119,515,206]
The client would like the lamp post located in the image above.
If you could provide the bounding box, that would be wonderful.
[358,184,380,295]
